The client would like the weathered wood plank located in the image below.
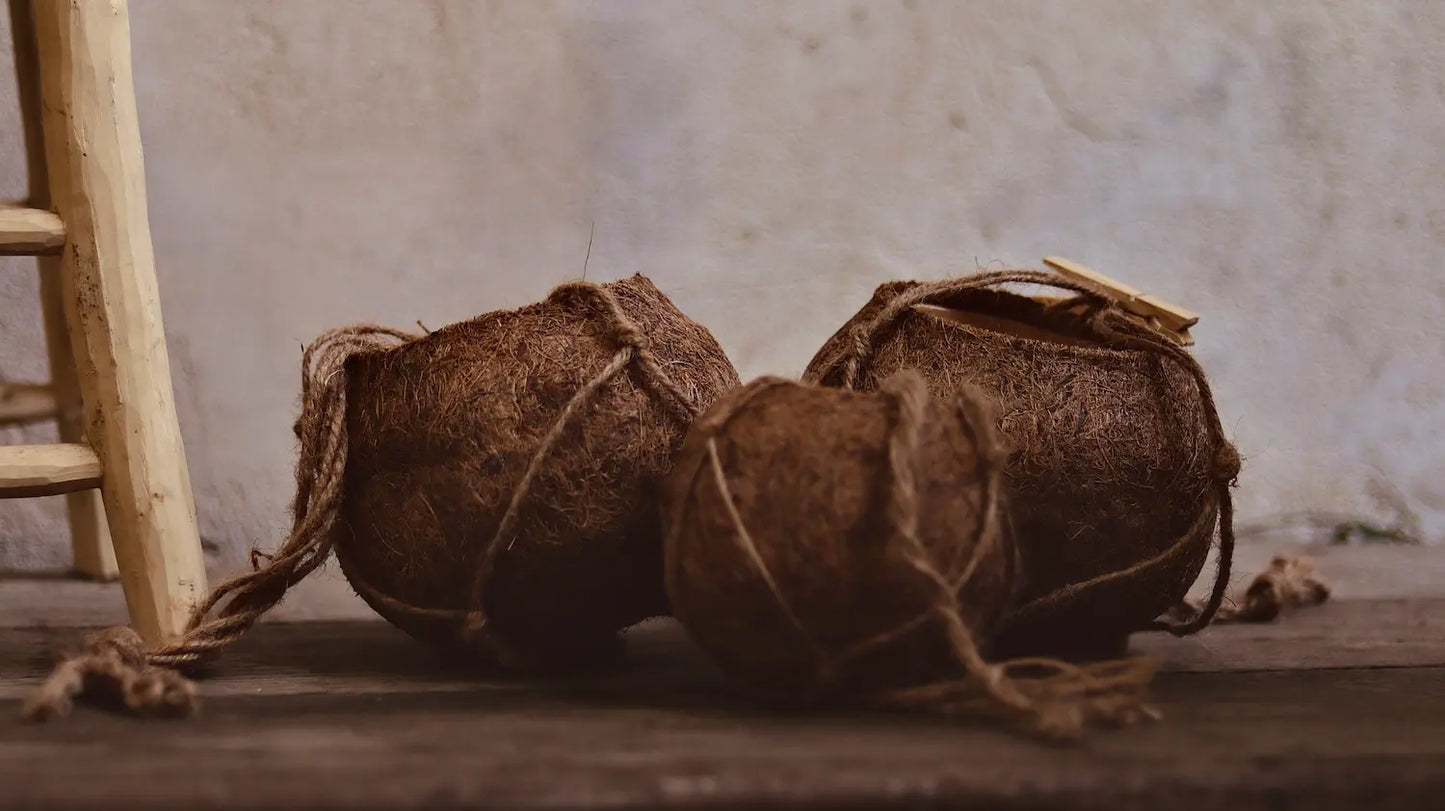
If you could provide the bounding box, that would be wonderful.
[2,600,1444,810]
[0,657,1441,809]
[3,599,1443,704]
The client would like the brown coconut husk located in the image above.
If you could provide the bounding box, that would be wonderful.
[663,372,1160,743]
[22,274,738,721]
[335,274,738,667]
[803,270,1241,658]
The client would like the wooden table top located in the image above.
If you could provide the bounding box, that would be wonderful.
[1,544,1442,810]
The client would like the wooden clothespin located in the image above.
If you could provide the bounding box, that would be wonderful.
[1041,256,1198,346]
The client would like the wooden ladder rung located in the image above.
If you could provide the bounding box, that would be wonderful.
[0,443,101,498]
[0,204,65,255]
[0,381,58,426]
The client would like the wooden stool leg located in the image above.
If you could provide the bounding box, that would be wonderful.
[32,0,207,643]
[8,0,116,580]
[38,266,118,580]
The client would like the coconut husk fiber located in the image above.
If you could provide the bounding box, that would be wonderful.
[335,274,738,667]
[803,269,1241,658]
[22,274,738,722]
[663,372,1159,742]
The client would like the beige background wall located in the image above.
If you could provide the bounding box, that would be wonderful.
[2,1,1442,576]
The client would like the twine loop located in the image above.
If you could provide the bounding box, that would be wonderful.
[608,317,651,354]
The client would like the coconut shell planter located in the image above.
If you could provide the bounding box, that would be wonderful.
[661,372,1158,739]
[333,274,740,669]
[662,372,1017,699]
[803,266,1241,659]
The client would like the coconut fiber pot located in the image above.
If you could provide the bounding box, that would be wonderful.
[333,274,740,669]
[662,371,1017,699]
[804,269,1241,657]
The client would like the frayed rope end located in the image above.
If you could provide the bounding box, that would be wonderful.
[18,627,198,723]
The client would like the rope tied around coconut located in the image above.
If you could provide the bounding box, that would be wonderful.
[875,373,1158,740]
[21,280,701,721]
[813,268,1241,639]
[449,280,700,665]
[20,323,418,722]
[693,371,1159,743]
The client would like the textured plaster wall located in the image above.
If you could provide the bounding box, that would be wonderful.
[1,1,1442,574]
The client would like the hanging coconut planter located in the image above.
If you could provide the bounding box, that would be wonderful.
[802,262,1241,658]
[662,372,1159,741]
[330,274,740,668]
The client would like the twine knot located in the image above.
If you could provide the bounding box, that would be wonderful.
[19,627,198,723]
[848,322,871,352]
[1212,443,1242,485]
[85,626,149,665]
[609,320,650,353]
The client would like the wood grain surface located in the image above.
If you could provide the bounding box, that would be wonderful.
[2,596,1443,810]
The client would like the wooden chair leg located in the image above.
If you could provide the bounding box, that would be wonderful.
[32,0,207,643]
[8,1,116,581]
[38,264,117,580]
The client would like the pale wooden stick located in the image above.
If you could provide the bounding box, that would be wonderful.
[0,444,102,498]
[0,382,56,425]
[10,0,117,579]
[41,268,118,579]
[0,205,64,253]
[33,0,207,640]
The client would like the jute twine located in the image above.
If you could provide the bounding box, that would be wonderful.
[805,269,1242,638]
[21,280,701,721]
[671,372,1159,742]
